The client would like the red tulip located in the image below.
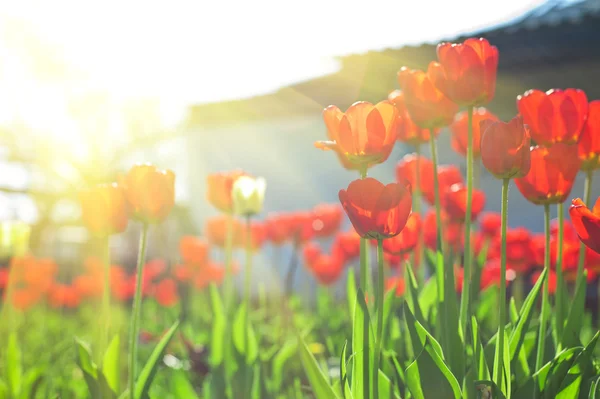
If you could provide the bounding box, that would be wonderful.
[179,236,209,266]
[569,197,600,254]
[265,213,292,244]
[480,115,531,179]
[397,67,458,129]
[339,178,412,239]
[206,170,247,213]
[480,259,516,290]
[515,144,581,205]
[80,183,129,237]
[122,164,175,223]
[315,101,398,169]
[154,278,179,307]
[578,100,600,171]
[311,254,344,285]
[243,222,267,251]
[423,210,464,252]
[48,284,81,309]
[480,212,501,238]
[429,38,498,106]
[73,275,103,299]
[310,204,343,238]
[388,90,440,145]
[332,230,361,265]
[488,227,534,273]
[427,165,464,206]
[303,242,322,268]
[531,270,556,295]
[383,213,421,255]
[517,88,588,146]
[0,268,8,289]
[450,108,499,157]
[443,184,486,222]
[395,153,434,198]
[385,277,405,297]
[11,288,41,311]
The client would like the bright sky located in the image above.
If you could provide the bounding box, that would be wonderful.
[0,0,544,141]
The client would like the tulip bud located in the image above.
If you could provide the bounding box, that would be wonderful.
[232,176,266,216]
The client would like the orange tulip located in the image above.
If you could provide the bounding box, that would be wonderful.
[480,115,531,179]
[154,278,179,307]
[388,90,439,145]
[426,165,464,206]
[578,100,600,171]
[339,178,412,239]
[206,170,247,213]
[205,216,244,248]
[397,67,458,129]
[332,230,361,265]
[383,213,421,255]
[80,183,129,237]
[515,144,581,205]
[429,38,499,106]
[310,254,344,285]
[179,236,209,266]
[450,108,499,158]
[569,197,600,254]
[395,153,434,199]
[517,88,588,146]
[122,164,175,223]
[315,101,398,170]
[385,277,405,297]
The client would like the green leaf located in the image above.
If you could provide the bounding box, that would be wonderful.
[102,335,120,395]
[170,369,199,399]
[440,255,464,380]
[471,317,490,381]
[378,369,397,399]
[272,339,298,392]
[339,341,352,399]
[297,335,340,399]
[560,270,587,349]
[534,346,582,395]
[75,338,100,399]
[6,332,23,397]
[474,380,506,399]
[556,330,599,398]
[134,319,180,399]
[405,337,462,399]
[232,303,259,364]
[209,284,226,366]
[405,262,426,327]
[509,267,546,364]
[589,375,600,399]
[418,277,437,320]
[351,288,374,399]
[17,366,44,399]
[403,302,444,360]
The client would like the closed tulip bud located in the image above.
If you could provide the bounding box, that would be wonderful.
[80,183,129,236]
[122,164,175,223]
[232,176,266,216]
[480,115,531,179]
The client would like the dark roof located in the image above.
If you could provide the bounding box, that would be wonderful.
[186,0,600,127]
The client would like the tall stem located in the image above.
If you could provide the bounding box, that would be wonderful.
[577,170,593,278]
[101,236,111,358]
[128,224,149,398]
[244,216,253,361]
[555,203,565,338]
[535,205,551,380]
[224,213,235,310]
[373,239,385,399]
[459,105,474,337]
[415,144,425,283]
[359,167,369,294]
[428,132,445,301]
[494,178,509,389]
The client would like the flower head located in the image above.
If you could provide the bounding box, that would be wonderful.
[232,176,266,216]
[480,115,531,179]
[122,164,175,223]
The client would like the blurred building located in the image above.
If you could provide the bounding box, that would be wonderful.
[185,0,600,234]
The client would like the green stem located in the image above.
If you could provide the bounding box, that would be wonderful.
[359,167,369,294]
[494,178,509,389]
[374,239,385,399]
[415,144,425,283]
[556,203,565,338]
[428,131,445,302]
[224,213,235,310]
[535,205,551,381]
[244,216,253,362]
[577,170,593,278]
[128,223,149,398]
[101,236,111,359]
[459,105,474,338]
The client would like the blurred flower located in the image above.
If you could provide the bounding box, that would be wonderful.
[207,170,247,213]
[232,176,266,216]
[515,144,580,205]
[443,184,486,222]
[480,259,516,290]
[428,165,464,206]
[397,67,458,129]
[205,216,244,248]
[480,115,531,179]
[193,263,227,289]
[143,259,167,281]
[122,164,175,223]
[578,100,600,171]
[0,268,8,289]
[310,254,344,285]
[315,101,398,170]
[388,90,440,145]
[310,204,343,238]
[569,197,600,254]
[48,284,81,309]
[450,108,499,158]
[332,230,361,265]
[265,213,292,245]
[303,242,321,268]
[339,178,412,239]
[531,270,556,295]
[395,153,434,199]
[12,288,41,311]
[383,213,421,255]
[154,278,179,307]
[480,212,501,238]
[73,274,103,299]
[488,227,534,273]
[80,183,129,237]
[429,38,498,106]
[243,222,267,251]
[517,88,588,146]
[179,236,209,266]
[385,277,405,297]
[424,210,464,252]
